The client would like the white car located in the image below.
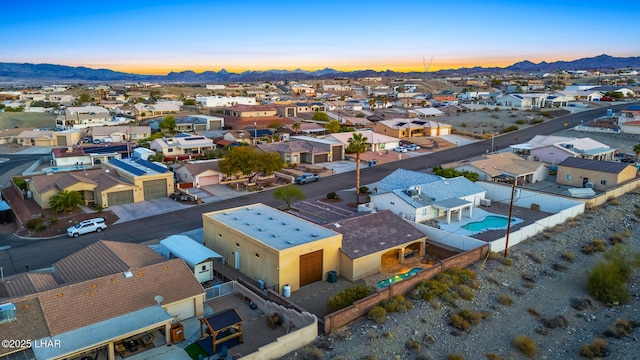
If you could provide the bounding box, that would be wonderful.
[406,144,421,151]
[393,146,408,153]
[67,218,107,238]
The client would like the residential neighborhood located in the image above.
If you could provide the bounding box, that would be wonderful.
[1,66,640,360]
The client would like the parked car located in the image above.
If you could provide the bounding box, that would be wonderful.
[92,139,101,144]
[393,146,408,153]
[406,144,421,151]
[295,173,320,184]
[601,96,617,102]
[82,137,91,143]
[67,218,107,238]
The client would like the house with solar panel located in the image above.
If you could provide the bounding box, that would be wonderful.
[27,158,174,209]
[149,133,216,158]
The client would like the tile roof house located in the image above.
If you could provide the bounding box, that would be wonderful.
[149,133,216,157]
[324,130,400,153]
[556,157,637,191]
[510,135,616,164]
[371,170,487,224]
[170,160,222,187]
[90,125,151,144]
[448,152,549,184]
[373,118,451,138]
[0,241,205,360]
[257,136,345,164]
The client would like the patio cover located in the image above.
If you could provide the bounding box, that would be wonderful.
[32,306,172,359]
[199,308,244,353]
[432,198,473,224]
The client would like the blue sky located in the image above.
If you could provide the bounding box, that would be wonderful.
[2,0,638,74]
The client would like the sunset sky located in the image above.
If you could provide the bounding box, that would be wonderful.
[2,0,638,75]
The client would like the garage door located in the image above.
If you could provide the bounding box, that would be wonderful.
[143,179,168,200]
[313,154,328,163]
[197,175,219,186]
[299,250,323,287]
[107,190,134,206]
[332,146,343,161]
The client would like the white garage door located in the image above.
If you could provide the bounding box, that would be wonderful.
[197,175,219,187]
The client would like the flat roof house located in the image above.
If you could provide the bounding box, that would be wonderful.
[202,203,342,294]
[556,157,637,191]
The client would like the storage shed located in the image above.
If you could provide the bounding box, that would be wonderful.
[160,235,223,283]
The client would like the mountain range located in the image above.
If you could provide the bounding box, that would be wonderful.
[0,54,638,84]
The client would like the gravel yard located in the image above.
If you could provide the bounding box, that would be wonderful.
[282,192,640,360]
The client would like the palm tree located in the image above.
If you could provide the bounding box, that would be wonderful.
[633,143,640,165]
[292,122,301,136]
[347,133,368,204]
[49,190,84,213]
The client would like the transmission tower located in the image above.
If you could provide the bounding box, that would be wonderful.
[423,56,433,81]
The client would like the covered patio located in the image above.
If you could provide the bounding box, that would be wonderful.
[433,198,473,224]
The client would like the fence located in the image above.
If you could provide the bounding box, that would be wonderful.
[204,281,235,301]
[323,244,489,333]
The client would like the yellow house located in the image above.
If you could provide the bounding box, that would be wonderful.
[556,157,637,191]
[202,203,342,294]
[102,158,175,203]
[373,119,451,138]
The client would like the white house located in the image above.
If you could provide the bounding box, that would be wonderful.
[324,130,400,153]
[150,134,216,157]
[195,96,256,107]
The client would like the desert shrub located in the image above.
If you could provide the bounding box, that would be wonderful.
[368,306,386,324]
[326,192,339,200]
[525,251,543,264]
[488,252,501,261]
[582,239,606,255]
[635,208,640,217]
[431,299,441,310]
[486,354,503,360]
[455,284,474,300]
[540,315,569,329]
[48,216,58,225]
[552,263,569,272]
[529,118,544,125]
[521,272,535,283]
[298,345,324,360]
[501,125,519,133]
[450,313,470,331]
[604,318,635,338]
[502,257,514,266]
[326,284,372,312]
[608,198,621,206]
[380,295,412,313]
[609,232,626,245]
[527,308,540,316]
[490,114,500,119]
[497,293,513,306]
[450,309,489,331]
[513,335,537,357]
[34,222,47,232]
[515,119,526,124]
[586,245,640,304]
[384,330,393,338]
[26,218,43,229]
[406,338,421,352]
[448,355,464,360]
[579,338,609,358]
[561,252,575,262]
[12,177,27,190]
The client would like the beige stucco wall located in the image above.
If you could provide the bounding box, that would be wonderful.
[341,239,427,281]
[98,183,139,207]
[29,182,97,210]
[557,165,637,191]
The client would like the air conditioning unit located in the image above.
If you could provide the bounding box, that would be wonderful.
[480,199,492,207]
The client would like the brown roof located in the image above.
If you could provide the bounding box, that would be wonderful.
[53,240,164,284]
[181,162,221,176]
[327,210,427,259]
[0,298,50,356]
[29,169,130,194]
[2,273,59,298]
[223,116,294,130]
[38,259,203,335]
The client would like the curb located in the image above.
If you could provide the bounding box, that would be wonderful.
[11,232,68,241]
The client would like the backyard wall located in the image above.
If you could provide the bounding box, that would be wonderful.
[323,244,489,333]
[580,178,640,209]
[410,223,487,251]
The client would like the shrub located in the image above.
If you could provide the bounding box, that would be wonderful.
[604,318,635,338]
[12,177,27,190]
[26,218,43,229]
[450,313,470,331]
[358,186,369,194]
[485,354,503,360]
[406,339,421,352]
[93,205,104,213]
[561,252,575,262]
[609,232,626,245]
[497,293,513,306]
[368,306,387,324]
[581,239,606,255]
[608,198,621,206]
[586,245,640,304]
[529,118,544,125]
[515,119,526,124]
[326,192,339,200]
[540,315,569,329]
[326,284,372,312]
[501,125,519,133]
[525,251,543,264]
[450,309,489,331]
[381,295,411,313]
[455,284,475,300]
[448,355,464,360]
[34,222,47,232]
[298,345,324,360]
[579,338,609,358]
[527,308,540,316]
[48,216,58,225]
[513,335,537,357]
[502,257,514,266]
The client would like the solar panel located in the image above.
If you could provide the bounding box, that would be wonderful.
[109,159,145,176]
[135,159,168,173]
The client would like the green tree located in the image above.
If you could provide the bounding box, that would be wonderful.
[586,245,640,304]
[312,111,330,122]
[49,190,84,213]
[347,133,368,204]
[159,115,176,134]
[292,122,301,136]
[136,132,164,148]
[325,120,341,133]
[218,147,283,182]
[79,92,91,103]
[273,184,305,209]
[183,98,196,105]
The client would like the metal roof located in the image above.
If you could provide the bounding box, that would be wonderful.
[558,157,631,173]
[160,235,222,267]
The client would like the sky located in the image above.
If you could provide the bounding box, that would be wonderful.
[1,0,639,75]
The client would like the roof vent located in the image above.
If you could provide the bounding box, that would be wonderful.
[282,222,289,225]
[272,234,280,238]
[311,234,320,237]
[258,228,266,232]
[246,222,254,226]
[332,223,341,228]
[257,212,264,215]
[296,228,303,231]
[286,240,296,244]
[234,217,241,221]
[269,217,276,220]
[123,271,133,278]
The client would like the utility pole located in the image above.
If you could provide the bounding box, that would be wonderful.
[504,177,517,258]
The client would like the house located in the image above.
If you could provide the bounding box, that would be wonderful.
[341,116,373,129]
[133,101,182,118]
[91,125,151,144]
[221,104,294,130]
[202,203,343,294]
[370,169,486,224]
[170,160,222,187]
[175,115,225,132]
[496,93,546,108]
[51,144,125,167]
[158,235,223,283]
[195,95,256,107]
[510,135,616,164]
[324,130,400,153]
[257,136,343,165]
[325,210,428,281]
[28,157,173,209]
[149,134,216,158]
[543,94,572,108]
[0,240,204,360]
[15,130,55,146]
[58,106,111,128]
[556,157,637,191]
[373,119,451,138]
[447,152,548,184]
[409,107,445,118]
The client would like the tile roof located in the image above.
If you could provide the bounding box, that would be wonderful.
[558,157,633,174]
[2,272,59,298]
[29,169,130,194]
[179,161,221,176]
[327,211,426,259]
[91,126,151,136]
[468,153,545,177]
[257,140,328,154]
[325,130,399,145]
[0,298,50,356]
[53,240,165,284]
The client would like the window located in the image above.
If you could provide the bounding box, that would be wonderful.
[566,174,572,180]
[600,180,606,185]
[201,265,206,271]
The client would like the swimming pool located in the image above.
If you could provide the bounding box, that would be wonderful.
[462,215,519,232]
[377,267,423,288]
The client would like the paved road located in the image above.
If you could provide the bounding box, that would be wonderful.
[0,103,635,276]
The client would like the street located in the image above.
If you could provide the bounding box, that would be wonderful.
[0,103,635,276]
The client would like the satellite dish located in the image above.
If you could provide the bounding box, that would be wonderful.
[154,295,164,304]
